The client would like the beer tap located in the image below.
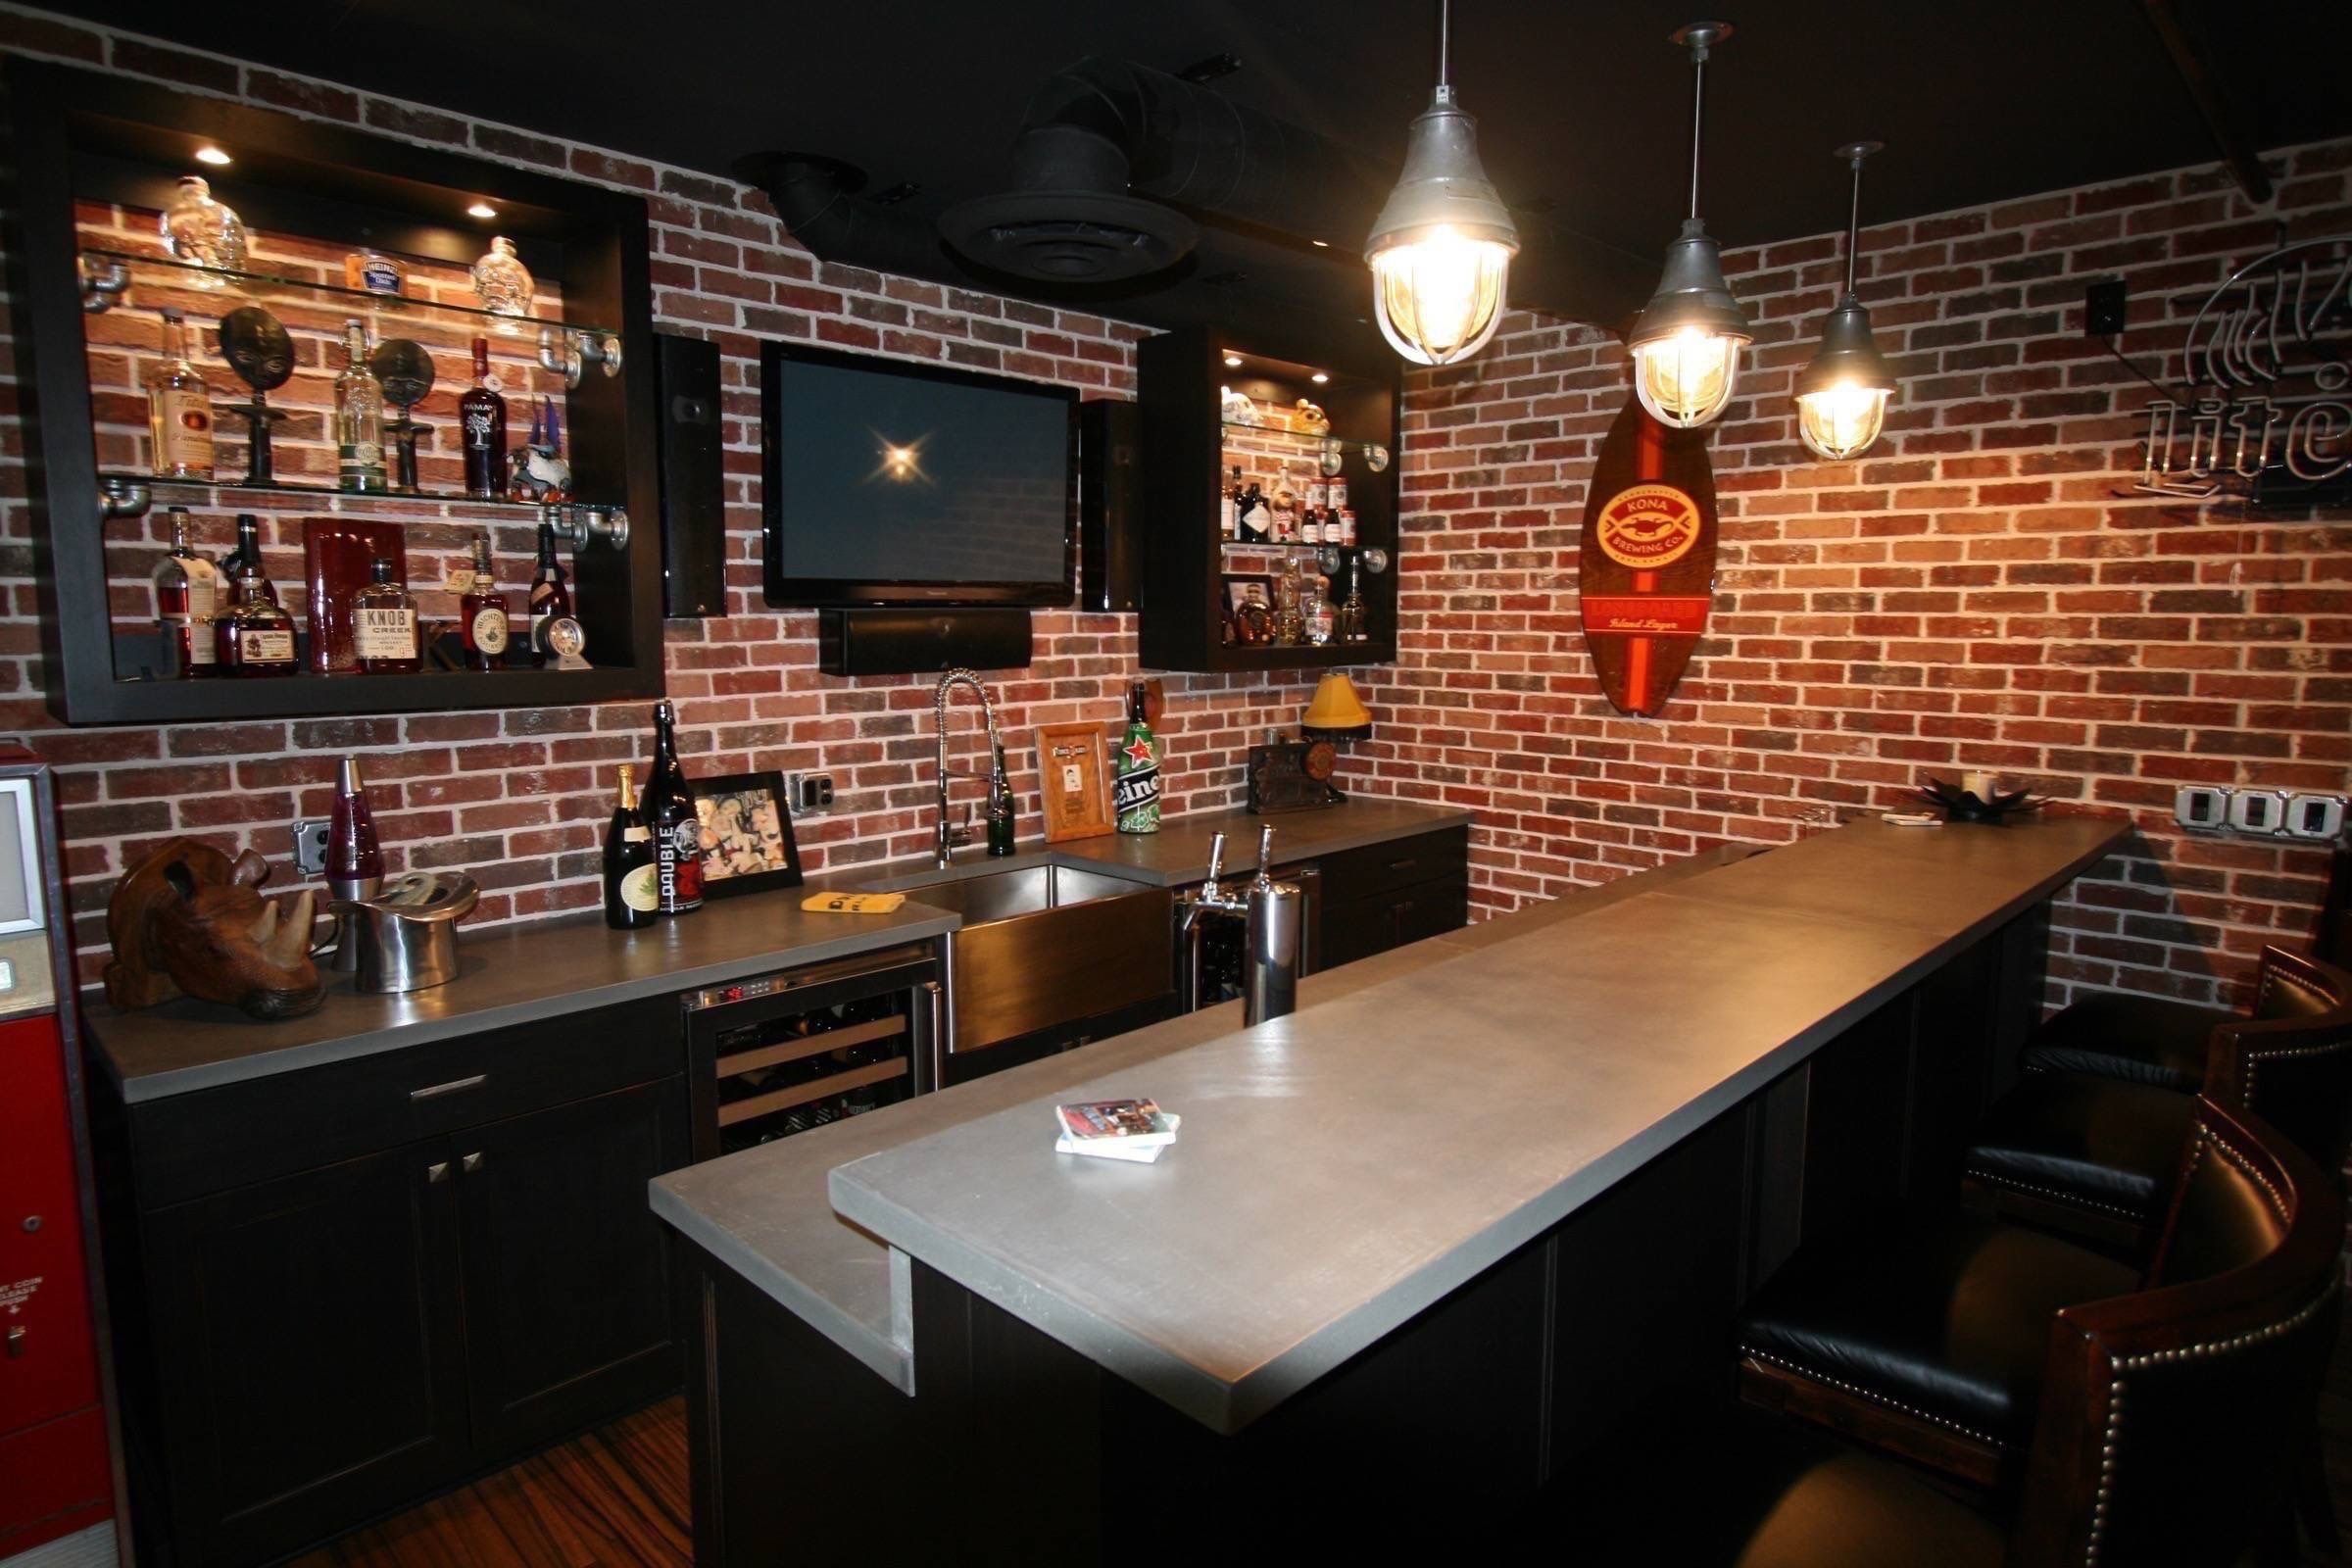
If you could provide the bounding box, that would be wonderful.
[1179,826,1302,1024]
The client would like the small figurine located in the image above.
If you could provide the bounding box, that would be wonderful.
[1294,398,1330,435]
[216,305,293,484]
[508,395,572,504]
[471,235,534,318]
[1219,384,1261,426]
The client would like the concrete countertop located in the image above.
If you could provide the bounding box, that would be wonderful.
[812,816,2126,1434]
[81,798,1470,1103]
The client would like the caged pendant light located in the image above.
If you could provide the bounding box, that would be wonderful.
[1794,141,1898,460]
[1625,23,1751,428]
[1364,0,1521,367]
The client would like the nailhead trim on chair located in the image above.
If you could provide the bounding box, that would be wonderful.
[2080,1279,2339,1566]
[2242,1035,2352,1104]
[2187,1123,2289,1223]
[1738,1345,2011,1449]
[1963,1168,2149,1222]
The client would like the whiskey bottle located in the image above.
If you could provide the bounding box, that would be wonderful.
[147,308,216,480]
[604,763,660,930]
[647,701,705,913]
[350,558,419,673]
[526,521,572,657]
[1221,466,1243,542]
[334,319,387,494]
[459,337,507,500]
[1113,681,1160,835]
[216,513,278,605]
[152,507,220,679]
[1237,480,1269,544]
[214,564,298,675]
[459,535,512,670]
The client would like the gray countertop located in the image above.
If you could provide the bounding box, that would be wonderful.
[82,799,1471,1102]
[812,816,2125,1434]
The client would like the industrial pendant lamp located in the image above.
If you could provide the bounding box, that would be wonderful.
[1795,141,1898,460]
[1626,22,1750,428]
[1364,0,1520,366]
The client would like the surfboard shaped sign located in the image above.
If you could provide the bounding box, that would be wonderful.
[1577,397,1719,717]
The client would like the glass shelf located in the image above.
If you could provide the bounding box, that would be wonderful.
[1219,419,1392,465]
[101,472,598,514]
[81,247,618,338]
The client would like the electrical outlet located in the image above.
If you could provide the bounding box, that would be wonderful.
[2284,794,2347,842]
[292,818,330,875]
[786,773,836,815]
[2174,786,2231,831]
[2084,278,2128,336]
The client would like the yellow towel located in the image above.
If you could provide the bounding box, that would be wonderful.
[800,891,907,915]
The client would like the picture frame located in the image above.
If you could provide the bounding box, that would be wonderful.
[1034,722,1114,843]
[691,769,805,898]
[1223,574,1273,614]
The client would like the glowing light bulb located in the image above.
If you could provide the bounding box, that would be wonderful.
[1368,225,1513,367]
[194,145,231,167]
[1796,379,1889,461]
[1631,326,1742,428]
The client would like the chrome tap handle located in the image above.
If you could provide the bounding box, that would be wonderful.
[1202,832,1227,897]
[1252,825,1277,893]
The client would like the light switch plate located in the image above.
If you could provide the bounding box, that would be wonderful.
[2174,786,2231,830]
[2228,789,2289,836]
[2284,794,2347,842]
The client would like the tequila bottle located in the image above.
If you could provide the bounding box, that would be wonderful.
[334,319,387,494]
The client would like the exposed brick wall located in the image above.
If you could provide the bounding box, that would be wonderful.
[1363,141,2352,1007]
[0,8,1328,972]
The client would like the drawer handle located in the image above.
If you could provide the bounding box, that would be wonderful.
[425,1161,450,1185]
[1385,858,1417,873]
[461,1152,484,1174]
[410,1073,488,1102]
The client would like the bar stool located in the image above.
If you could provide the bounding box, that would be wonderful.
[1579,1101,2341,1567]
[1965,949,2352,1251]
[2017,945,2338,1091]
[1736,1096,2318,1492]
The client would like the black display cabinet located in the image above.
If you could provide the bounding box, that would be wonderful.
[5,60,663,724]
[1136,325,1398,672]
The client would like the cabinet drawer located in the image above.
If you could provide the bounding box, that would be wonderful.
[1316,827,1469,908]
[1322,875,1470,970]
[131,995,681,1208]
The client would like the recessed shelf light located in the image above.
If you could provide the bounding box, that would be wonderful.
[194,146,231,167]
[1310,371,1330,384]
[466,202,498,220]
[1311,239,1330,248]
[1222,354,1243,368]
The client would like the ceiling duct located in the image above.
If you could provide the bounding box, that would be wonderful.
[731,151,971,287]
[939,57,1389,284]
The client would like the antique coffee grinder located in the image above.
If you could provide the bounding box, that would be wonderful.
[215,305,292,484]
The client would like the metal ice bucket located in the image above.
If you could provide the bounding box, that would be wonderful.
[327,871,478,995]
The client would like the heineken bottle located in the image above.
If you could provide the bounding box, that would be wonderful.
[1113,680,1160,834]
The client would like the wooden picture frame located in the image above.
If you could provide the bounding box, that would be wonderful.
[691,769,805,897]
[1034,723,1114,843]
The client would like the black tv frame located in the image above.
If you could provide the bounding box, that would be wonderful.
[760,341,1079,609]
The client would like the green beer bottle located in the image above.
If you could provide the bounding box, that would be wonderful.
[1113,680,1160,834]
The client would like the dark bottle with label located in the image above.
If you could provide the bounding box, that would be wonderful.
[986,743,1015,858]
[527,521,573,658]
[1237,480,1269,544]
[604,762,660,930]
[647,700,705,913]
[460,534,512,670]
[1113,680,1160,834]
[459,337,507,500]
[214,565,298,676]
[217,514,278,605]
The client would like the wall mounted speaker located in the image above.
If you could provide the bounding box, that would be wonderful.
[655,333,726,617]
[819,608,1034,676]
[1079,399,1142,612]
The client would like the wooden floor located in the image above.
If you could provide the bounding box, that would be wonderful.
[296,1311,2352,1566]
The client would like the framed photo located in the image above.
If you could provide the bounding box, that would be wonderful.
[691,770,805,898]
[1223,575,1273,614]
[1034,723,1114,843]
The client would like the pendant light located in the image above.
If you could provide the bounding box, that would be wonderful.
[1626,22,1750,428]
[1795,142,1898,461]
[1364,0,1520,367]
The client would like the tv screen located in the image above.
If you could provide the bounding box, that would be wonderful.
[760,344,1077,607]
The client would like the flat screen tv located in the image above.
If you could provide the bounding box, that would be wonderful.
[760,343,1078,607]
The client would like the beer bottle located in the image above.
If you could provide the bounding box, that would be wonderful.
[1113,681,1160,835]
[647,701,705,913]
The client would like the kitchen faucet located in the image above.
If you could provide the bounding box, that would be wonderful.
[931,667,1004,867]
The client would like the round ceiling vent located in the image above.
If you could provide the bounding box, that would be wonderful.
[938,191,1197,283]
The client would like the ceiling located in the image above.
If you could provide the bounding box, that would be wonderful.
[46,1,2352,352]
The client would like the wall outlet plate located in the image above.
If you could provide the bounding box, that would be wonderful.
[786,773,835,815]
[2084,278,2128,336]
[2285,794,2347,842]
[2174,785,2231,830]
[2228,789,2289,836]
[293,818,330,876]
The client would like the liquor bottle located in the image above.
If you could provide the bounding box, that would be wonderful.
[334,319,387,494]
[460,534,512,670]
[1273,556,1305,647]
[1237,479,1268,544]
[527,521,572,657]
[1336,505,1358,547]
[603,763,660,930]
[152,507,220,679]
[1113,680,1160,835]
[147,308,216,480]
[459,337,507,500]
[350,558,419,673]
[214,564,298,675]
[1301,480,1324,548]
[160,176,248,274]
[647,700,705,913]
[214,512,280,606]
[1221,466,1243,542]
[986,743,1015,858]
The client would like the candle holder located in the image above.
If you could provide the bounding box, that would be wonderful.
[1917,777,2042,823]
[216,306,293,484]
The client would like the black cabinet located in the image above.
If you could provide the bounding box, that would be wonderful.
[1315,827,1472,970]
[92,1005,689,1567]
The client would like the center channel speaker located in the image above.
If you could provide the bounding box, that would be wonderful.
[818,608,1034,676]
[655,333,725,617]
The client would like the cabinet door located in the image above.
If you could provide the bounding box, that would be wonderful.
[454,1078,686,1459]
[143,1147,466,1567]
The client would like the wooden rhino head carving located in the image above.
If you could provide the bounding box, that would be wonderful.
[103,838,326,1021]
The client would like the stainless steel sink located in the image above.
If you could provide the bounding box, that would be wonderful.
[885,863,1148,924]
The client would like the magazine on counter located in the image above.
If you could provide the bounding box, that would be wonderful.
[1054,1099,1180,1161]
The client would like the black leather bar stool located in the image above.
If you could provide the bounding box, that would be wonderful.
[2017,944,2338,1091]
[1966,949,2352,1250]
[1735,1096,2314,1491]
[1574,1102,2341,1567]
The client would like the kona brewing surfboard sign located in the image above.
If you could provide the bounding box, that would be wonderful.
[1577,398,1718,716]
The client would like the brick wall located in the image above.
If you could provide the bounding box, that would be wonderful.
[0,9,1329,970]
[1365,141,2352,1007]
